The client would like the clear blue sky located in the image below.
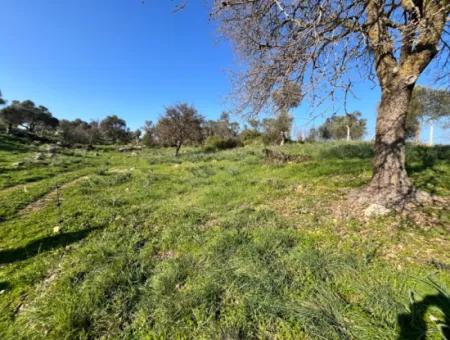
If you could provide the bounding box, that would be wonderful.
[0,0,448,143]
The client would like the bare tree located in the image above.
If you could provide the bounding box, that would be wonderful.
[155,103,204,156]
[213,0,449,209]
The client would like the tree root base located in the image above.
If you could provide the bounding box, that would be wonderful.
[333,185,449,227]
[350,186,430,213]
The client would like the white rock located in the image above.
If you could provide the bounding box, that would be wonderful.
[416,191,431,202]
[364,204,391,217]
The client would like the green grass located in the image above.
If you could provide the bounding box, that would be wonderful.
[0,136,449,339]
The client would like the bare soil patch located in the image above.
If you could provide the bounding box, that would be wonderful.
[19,176,90,215]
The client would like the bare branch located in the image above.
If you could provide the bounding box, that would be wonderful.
[212,0,449,114]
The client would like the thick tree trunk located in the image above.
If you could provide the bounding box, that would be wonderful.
[364,83,417,208]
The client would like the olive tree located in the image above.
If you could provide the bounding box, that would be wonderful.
[270,81,301,144]
[406,86,450,144]
[59,119,102,145]
[204,112,240,139]
[0,100,58,135]
[262,111,294,145]
[212,0,450,209]
[155,103,204,156]
[100,115,130,144]
[318,112,367,140]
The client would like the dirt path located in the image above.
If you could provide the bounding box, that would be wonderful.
[0,183,30,195]
[109,167,135,174]
[19,176,90,215]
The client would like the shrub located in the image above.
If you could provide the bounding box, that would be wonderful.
[319,142,374,159]
[406,144,450,166]
[239,129,263,145]
[204,136,242,152]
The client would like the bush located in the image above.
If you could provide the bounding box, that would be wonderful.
[406,144,450,166]
[319,142,374,159]
[204,136,242,152]
[239,129,263,145]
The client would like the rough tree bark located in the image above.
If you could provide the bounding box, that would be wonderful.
[355,0,447,210]
[364,80,415,207]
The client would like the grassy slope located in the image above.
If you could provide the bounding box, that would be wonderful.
[0,136,449,339]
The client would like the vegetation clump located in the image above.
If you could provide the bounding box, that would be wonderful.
[204,135,241,152]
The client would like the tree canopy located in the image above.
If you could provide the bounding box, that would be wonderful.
[204,112,240,139]
[155,103,204,156]
[317,112,367,141]
[0,100,59,135]
[59,119,102,145]
[100,115,131,144]
[262,111,293,145]
[406,86,450,140]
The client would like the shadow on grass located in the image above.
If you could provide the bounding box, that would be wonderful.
[0,227,100,265]
[397,293,450,339]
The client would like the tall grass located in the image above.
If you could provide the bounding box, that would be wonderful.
[0,137,449,338]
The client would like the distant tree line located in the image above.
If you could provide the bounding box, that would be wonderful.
[142,103,301,155]
[0,95,140,145]
[0,92,371,154]
[302,87,450,144]
[12,89,450,155]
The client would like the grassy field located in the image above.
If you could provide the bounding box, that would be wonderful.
[0,135,449,339]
